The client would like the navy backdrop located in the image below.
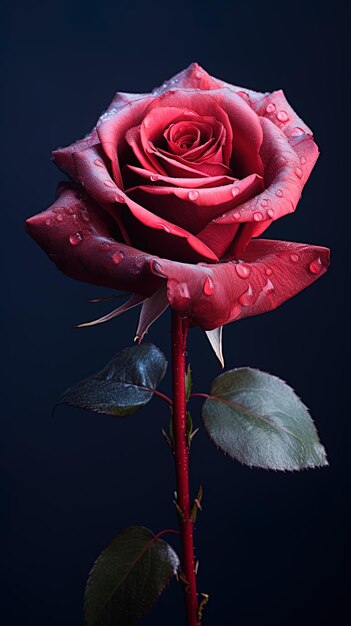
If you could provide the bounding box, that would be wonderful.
[2,0,349,624]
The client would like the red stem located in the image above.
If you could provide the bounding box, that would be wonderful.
[171,311,200,626]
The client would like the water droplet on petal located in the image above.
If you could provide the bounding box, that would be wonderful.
[239,284,253,306]
[104,180,116,188]
[115,193,126,203]
[157,222,171,233]
[80,209,90,222]
[254,211,263,221]
[235,263,251,279]
[267,208,274,218]
[290,127,304,137]
[45,218,52,226]
[300,156,306,165]
[232,186,240,197]
[150,174,159,181]
[112,251,124,264]
[194,70,203,80]
[55,214,64,222]
[261,199,270,207]
[277,110,289,122]
[69,232,83,246]
[290,253,299,263]
[266,103,276,113]
[265,267,273,276]
[94,159,104,167]
[188,190,199,201]
[65,206,74,215]
[275,189,284,197]
[203,276,215,295]
[295,167,303,179]
[238,91,250,102]
[263,279,275,295]
[309,257,323,274]
[233,211,241,219]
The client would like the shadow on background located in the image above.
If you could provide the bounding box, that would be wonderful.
[1,0,349,624]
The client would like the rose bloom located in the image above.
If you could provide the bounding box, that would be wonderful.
[26,63,329,357]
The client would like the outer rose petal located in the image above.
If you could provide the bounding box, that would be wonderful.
[151,239,330,330]
[209,117,319,257]
[25,183,161,296]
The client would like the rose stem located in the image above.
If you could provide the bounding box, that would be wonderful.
[171,311,200,626]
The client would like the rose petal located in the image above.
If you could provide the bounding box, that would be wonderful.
[126,165,236,189]
[126,173,262,236]
[195,175,265,257]
[151,239,330,330]
[25,183,160,296]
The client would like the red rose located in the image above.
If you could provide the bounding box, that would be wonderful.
[26,63,329,345]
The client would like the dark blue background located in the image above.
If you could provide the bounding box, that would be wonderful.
[2,0,348,624]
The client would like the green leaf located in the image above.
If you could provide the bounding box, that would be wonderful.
[201,368,327,471]
[84,526,180,626]
[56,343,167,416]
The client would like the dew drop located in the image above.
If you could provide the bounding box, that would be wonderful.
[203,276,215,295]
[300,156,306,165]
[45,218,52,226]
[266,103,276,113]
[157,222,171,233]
[104,180,116,188]
[275,189,283,197]
[238,284,253,306]
[235,263,251,279]
[194,70,203,80]
[69,232,83,246]
[290,127,304,137]
[277,110,289,122]
[295,167,303,179]
[261,199,270,207]
[238,91,250,102]
[231,186,240,197]
[94,159,104,168]
[290,253,299,263]
[265,267,273,276]
[150,174,159,181]
[65,207,74,215]
[267,209,274,218]
[233,211,241,219]
[254,211,263,221]
[309,257,323,274]
[115,193,126,203]
[80,209,90,223]
[263,279,275,295]
[112,251,124,264]
[55,214,64,222]
[188,190,199,201]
